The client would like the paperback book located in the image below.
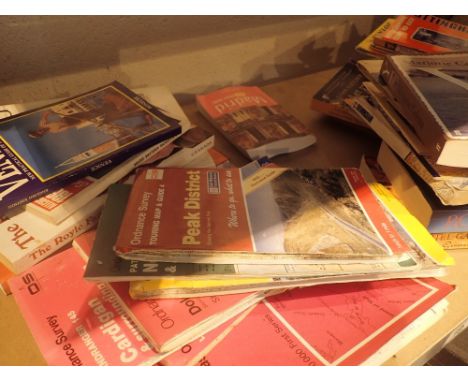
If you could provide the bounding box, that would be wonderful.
[8,247,161,366]
[196,86,316,160]
[0,194,105,274]
[114,163,419,264]
[190,278,454,366]
[0,81,182,216]
[380,53,468,168]
[375,15,468,54]
[310,62,370,128]
[23,86,199,224]
[82,185,434,284]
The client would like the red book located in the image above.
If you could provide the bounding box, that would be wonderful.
[110,282,266,353]
[196,86,316,160]
[8,248,161,366]
[192,278,454,366]
[115,165,413,265]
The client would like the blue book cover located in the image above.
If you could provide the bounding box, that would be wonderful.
[0,81,181,215]
[428,209,468,233]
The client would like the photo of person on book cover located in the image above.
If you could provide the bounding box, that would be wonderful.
[0,85,170,180]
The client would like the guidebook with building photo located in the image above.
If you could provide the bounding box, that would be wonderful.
[114,159,420,265]
[196,86,316,160]
[0,81,182,216]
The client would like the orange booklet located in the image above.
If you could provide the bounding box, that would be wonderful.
[191,278,454,365]
[376,15,468,54]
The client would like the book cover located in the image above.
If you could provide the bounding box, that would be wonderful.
[115,164,415,264]
[0,81,182,216]
[0,195,105,274]
[378,16,468,54]
[191,278,454,366]
[160,315,238,366]
[8,247,161,366]
[428,209,468,234]
[310,61,369,128]
[25,126,212,224]
[196,86,316,160]
[109,281,268,353]
[23,85,196,224]
[380,53,468,168]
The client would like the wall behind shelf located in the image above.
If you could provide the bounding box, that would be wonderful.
[0,15,385,104]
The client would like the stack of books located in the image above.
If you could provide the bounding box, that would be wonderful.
[0,37,460,365]
[310,14,468,253]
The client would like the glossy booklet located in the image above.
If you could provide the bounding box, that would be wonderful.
[0,81,181,216]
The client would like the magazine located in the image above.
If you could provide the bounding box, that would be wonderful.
[0,81,182,216]
[196,86,316,160]
[114,162,418,264]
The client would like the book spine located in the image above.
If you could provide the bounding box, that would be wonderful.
[415,16,468,33]
[157,134,215,168]
[380,58,447,162]
[432,232,468,250]
[13,199,104,273]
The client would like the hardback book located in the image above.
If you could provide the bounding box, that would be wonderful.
[190,278,454,366]
[22,86,199,224]
[310,62,369,128]
[380,53,468,168]
[196,86,316,160]
[114,163,421,265]
[375,15,468,55]
[0,194,105,274]
[355,18,396,57]
[0,81,182,216]
[8,247,162,366]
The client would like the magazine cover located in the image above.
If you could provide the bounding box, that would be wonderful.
[196,86,316,160]
[0,81,182,216]
[114,164,415,264]
[8,247,162,366]
[190,278,454,366]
